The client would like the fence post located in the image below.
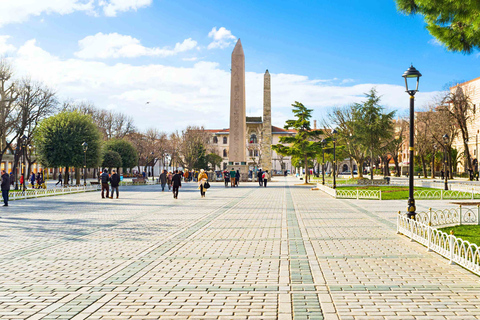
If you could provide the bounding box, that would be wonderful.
[449,231,456,265]
[428,208,432,226]
[356,189,359,200]
[441,189,443,200]
[478,205,480,225]
[409,217,415,241]
[459,205,462,226]
[397,211,401,234]
[379,190,382,201]
[427,226,432,252]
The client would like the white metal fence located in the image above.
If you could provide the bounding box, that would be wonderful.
[397,206,480,275]
[3,185,101,201]
[316,183,382,200]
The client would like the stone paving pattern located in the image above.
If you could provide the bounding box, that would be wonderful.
[0,177,479,319]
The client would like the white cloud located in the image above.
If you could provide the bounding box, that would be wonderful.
[0,36,16,55]
[428,38,443,47]
[207,27,236,49]
[99,0,152,17]
[8,38,440,132]
[75,32,198,59]
[0,0,152,27]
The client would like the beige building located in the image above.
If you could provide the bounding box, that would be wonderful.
[206,121,296,175]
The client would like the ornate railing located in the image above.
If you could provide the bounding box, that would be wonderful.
[414,206,479,227]
[4,185,101,201]
[336,189,381,200]
[397,210,480,275]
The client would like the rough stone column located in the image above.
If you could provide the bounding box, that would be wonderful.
[228,39,247,164]
[261,69,272,180]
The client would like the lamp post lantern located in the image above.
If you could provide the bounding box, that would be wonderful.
[443,134,449,190]
[402,64,422,219]
[332,129,338,189]
[321,139,326,185]
[82,142,88,186]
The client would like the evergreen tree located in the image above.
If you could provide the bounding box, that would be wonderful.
[105,138,138,171]
[272,101,323,183]
[396,0,480,53]
[352,89,395,180]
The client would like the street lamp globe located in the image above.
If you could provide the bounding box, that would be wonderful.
[82,142,88,151]
[402,65,422,95]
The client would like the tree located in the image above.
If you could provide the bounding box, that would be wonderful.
[102,150,122,170]
[396,0,480,53]
[0,60,20,165]
[206,153,223,170]
[105,139,137,171]
[326,105,366,178]
[272,101,323,183]
[179,126,210,170]
[352,89,395,180]
[35,111,102,184]
[441,84,475,175]
[386,119,408,177]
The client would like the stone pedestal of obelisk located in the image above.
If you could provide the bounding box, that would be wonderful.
[227,39,248,181]
[260,70,272,181]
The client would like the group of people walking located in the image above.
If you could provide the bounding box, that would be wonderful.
[223,169,241,187]
[257,169,269,187]
[159,169,209,199]
[100,169,121,199]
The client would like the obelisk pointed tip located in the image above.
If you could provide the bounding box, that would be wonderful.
[265,69,269,74]
[232,38,244,56]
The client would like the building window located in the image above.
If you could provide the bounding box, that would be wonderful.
[249,150,253,157]
[254,150,259,157]
[250,133,257,144]
[213,136,218,144]
[223,149,227,157]
[223,137,228,144]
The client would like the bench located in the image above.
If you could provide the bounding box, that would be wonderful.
[90,181,100,185]
[132,178,146,183]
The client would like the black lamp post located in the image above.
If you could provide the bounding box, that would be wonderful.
[21,135,27,192]
[443,134,449,190]
[402,64,422,219]
[321,139,326,185]
[332,129,338,189]
[82,142,88,186]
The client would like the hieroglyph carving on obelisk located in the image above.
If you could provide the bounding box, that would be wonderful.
[261,69,272,179]
[229,39,246,164]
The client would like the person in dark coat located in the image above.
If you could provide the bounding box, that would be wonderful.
[235,170,240,187]
[100,169,110,198]
[224,170,230,187]
[172,170,182,199]
[1,170,10,206]
[56,171,63,186]
[110,170,120,199]
[257,169,263,187]
[159,170,167,192]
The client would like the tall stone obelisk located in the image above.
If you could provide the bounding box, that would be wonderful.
[228,39,247,178]
[261,69,272,180]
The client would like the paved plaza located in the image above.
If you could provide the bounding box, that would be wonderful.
[0,177,480,319]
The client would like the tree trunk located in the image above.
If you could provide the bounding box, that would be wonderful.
[370,149,374,180]
[64,167,69,185]
[421,155,427,178]
[304,154,309,183]
[393,155,400,177]
[356,159,364,178]
[431,153,435,179]
[75,167,80,185]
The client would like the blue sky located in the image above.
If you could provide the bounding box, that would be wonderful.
[0,0,478,131]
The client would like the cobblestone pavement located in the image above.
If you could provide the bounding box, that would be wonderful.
[0,177,480,319]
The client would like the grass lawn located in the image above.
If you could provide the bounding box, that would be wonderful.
[336,186,434,200]
[438,225,480,247]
